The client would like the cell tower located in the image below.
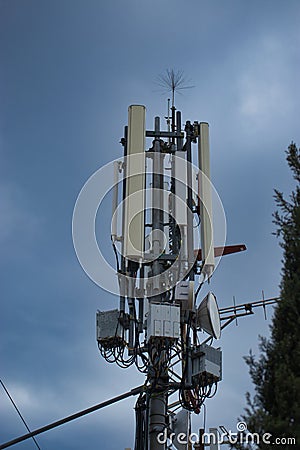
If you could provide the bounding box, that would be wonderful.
[0,82,280,450]
[96,98,251,450]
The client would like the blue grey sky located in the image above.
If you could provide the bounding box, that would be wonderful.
[1,1,300,449]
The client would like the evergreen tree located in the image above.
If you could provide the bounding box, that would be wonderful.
[232,143,300,449]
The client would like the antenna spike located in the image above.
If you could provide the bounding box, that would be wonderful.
[262,290,267,320]
[155,68,194,108]
[233,296,238,326]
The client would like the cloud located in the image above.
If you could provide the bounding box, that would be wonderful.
[0,381,37,413]
[0,183,41,246]
[239,77,287,118]
[237,34,295,125]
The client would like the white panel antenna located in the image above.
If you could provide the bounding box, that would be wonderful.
[173,152,188,269]
[123,105,146,261]
[174,151,187,226]
[198,122,215,278]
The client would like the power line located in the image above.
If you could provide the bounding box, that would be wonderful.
[0,385,144,450]
[0,379,41,450]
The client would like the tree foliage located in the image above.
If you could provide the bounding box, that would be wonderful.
[233,143,300,449]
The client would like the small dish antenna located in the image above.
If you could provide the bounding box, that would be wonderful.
[196,292,221,339]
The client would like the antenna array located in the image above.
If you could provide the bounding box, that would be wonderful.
[0,98,280,450]
[96,102,255,450]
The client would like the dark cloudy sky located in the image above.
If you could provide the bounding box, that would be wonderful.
[1,1,300,449]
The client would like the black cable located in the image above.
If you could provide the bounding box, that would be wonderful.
[134,394,147,450]
[0,379,41,450]
[203,402,206,431]
[0,385,144,450]
[207,382,218,399]
[194,279,204,301]
[111,236,120,272]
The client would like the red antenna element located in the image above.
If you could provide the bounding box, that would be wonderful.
[195,244,247,261]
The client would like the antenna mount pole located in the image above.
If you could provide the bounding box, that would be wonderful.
[148,116,168,450]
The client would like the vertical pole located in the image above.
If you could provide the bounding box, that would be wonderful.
[199,429,205,450]
[111,161,119,241]
[120,126,128,313]
[176,111,183,151]
[167,98,171,145]
[148,116,167,450]
[138,264,145,333]
[171,106,176,146]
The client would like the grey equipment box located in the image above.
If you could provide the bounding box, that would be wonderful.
[147,303,180,342]
[96,309,125,349]
[191,343,222,386]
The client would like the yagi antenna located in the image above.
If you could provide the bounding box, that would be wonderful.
[219,294,280,329]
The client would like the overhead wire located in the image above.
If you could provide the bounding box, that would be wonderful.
[0,385,144,450]
[0,379,42,450]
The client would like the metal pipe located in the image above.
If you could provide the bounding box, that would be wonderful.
[171,106,176,146]
[176,111,182,151]
[151,117,164,287]
[112,161,119,241]
[128,275,135,352]
[148,116,167,450]
[138,264,145,333]
[120,126,128,314]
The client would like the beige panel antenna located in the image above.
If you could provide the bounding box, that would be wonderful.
[198,122,215,278]
[123,105,146,261]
